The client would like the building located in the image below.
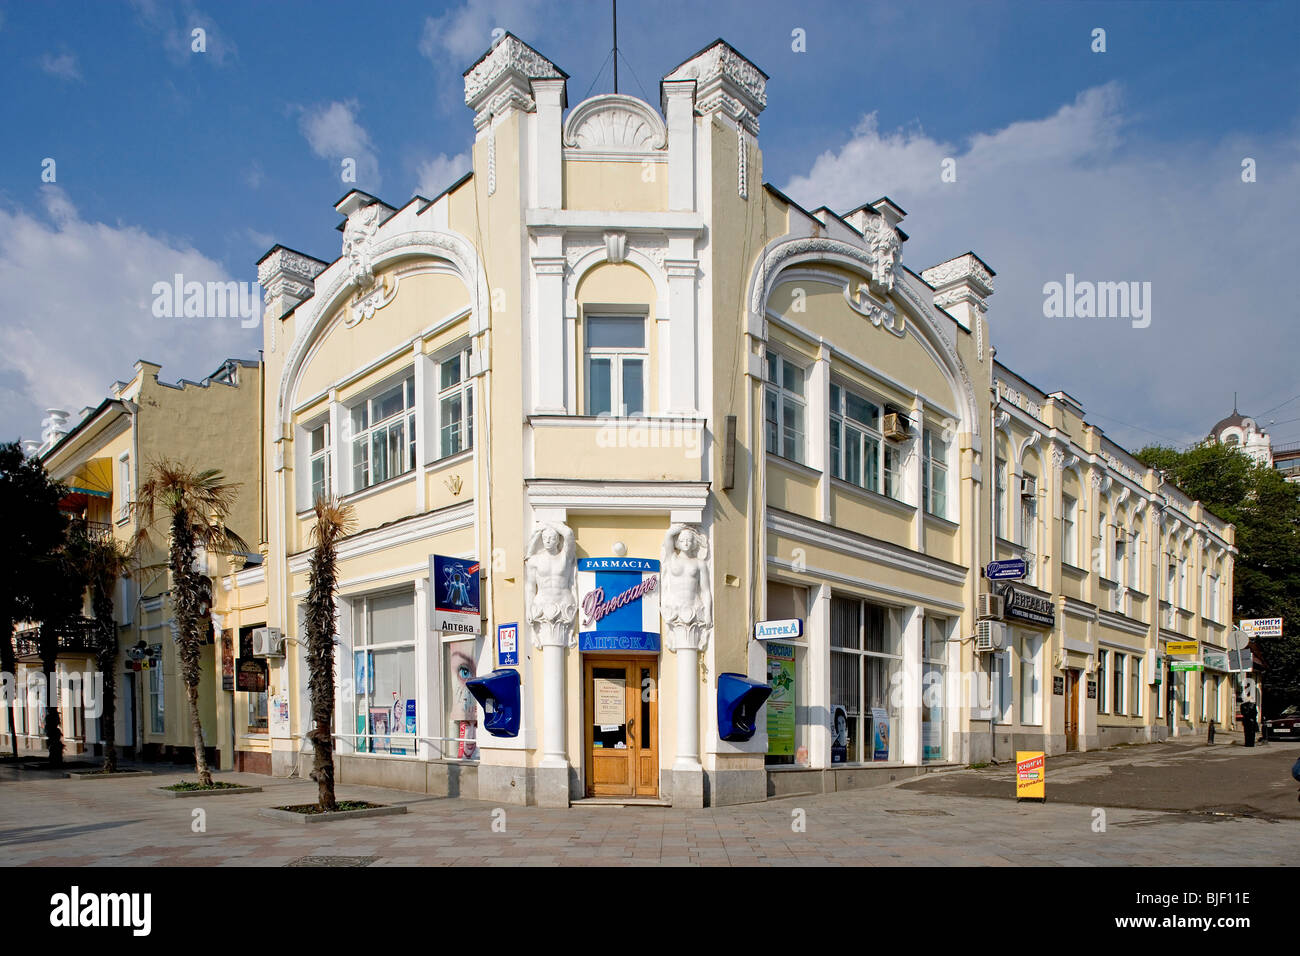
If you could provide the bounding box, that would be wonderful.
[204,34,1239,807]
[1208,403,1300,483]
[2,359,262,767]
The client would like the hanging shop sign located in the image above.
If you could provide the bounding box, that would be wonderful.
[997,583,1055,628]
[766,643,796,757]
[984,558,1028,581]
[1202,652,1230,672]
[430,554,482,634]
[755,619,803,641]
[235,656,267,693]
[1171,662,1202,672]
[1016,751,1046,801]
[1238,617,1282,637]
[577,557,660,653]
[1166,640,1199,657]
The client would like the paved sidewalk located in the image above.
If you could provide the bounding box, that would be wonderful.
[1,755,1297,866]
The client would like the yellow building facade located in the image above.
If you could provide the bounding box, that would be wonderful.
[212,35,1235,807]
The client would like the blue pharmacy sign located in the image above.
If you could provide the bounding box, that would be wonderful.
[984,558,1028,581]
[577,557,661,653]
[430,554,482,634]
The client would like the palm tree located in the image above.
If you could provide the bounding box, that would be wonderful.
[304,499,354,811]
[30,519,84,767]
[135,461,247,786]
[78,529,134,772]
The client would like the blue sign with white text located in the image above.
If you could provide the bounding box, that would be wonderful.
[985,559,1027,580]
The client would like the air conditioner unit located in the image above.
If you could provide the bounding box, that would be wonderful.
[975,620,1007,653]
[252,626,284,658]
[978,592,1005,620]
[1020,476,1037,498]
[882,412,911,442]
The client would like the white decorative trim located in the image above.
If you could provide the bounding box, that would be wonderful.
[767,509,968,587]
[766,555,964,614]
[664,40,766,134]
[737,125,748,199]
[842,281,905,336]
[287,502,475,575]
[526,479,709,514]
[345,273,398,327]
[562,94,667,152]
[1097,609,1148,638]
[487,120,497,196]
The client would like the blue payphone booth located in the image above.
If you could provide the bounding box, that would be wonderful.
[464,669,521,738]
[717,672,773,742]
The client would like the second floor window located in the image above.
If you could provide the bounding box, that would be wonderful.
[764,351,806,464]
[829,383,902,497]
[309,422,331,503]
[995,457,1008,538]
[351,375,416,491]
[1062,494,1078,566]
[921,428,949,518]
[437,348,473,459]
[586,315,646,416]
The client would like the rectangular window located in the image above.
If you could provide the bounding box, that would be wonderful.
[351,589,416,756]
[350,374,416,491]
[117,454,131,522]
[922,428,948,518]
[1097,649,1108,714]
[765,351,807,464]
[1178,558,1188,608]
[1179,669,1190,719]
[148,646,164,734]
[995,457,1007,539]
[1062,494,1077,566]
[586,315,646,416]
[308,421,331,504]
[829,383,895,497]
[922,617,948,762]
[1113,653,1126,716]
[1128,531,1140,589]
[1098,507,1110,578]
[1131,658,1142,717]
[1114,530,1126,585]
[830,596,901,763]
[1019,633,1042,725]
[437,348,474,459]
[1165,560,1177,604]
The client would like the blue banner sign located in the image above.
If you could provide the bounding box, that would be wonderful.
[985,558,1027,580]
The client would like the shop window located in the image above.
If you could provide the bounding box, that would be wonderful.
[1019,633,1042,725]
[1097,649,1108,714]
[765,582,808,767]
[349,373,416,492]
[830,596,901,763]
[922,428,949,518]
[147,645,164,734]
[991,649,1013,724]
[238,626,268,734]
[764,351,806,464]
[437,347,474,459]
[1178,669,1190,720]
[1113,653,1126,715]
[443,636,481,760]
[922,617,949,762]
[351,589,416,756]
[585,315,646,417]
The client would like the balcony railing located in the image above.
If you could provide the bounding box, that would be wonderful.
[12,618,100,659]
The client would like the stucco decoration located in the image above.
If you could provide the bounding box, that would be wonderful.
[463,33,563,127]
[563,94,667,152]
[660,524,712,653]
[525,522,578,651]
[861,215,901,295]
[346,273,397,327]
[844,281,905,336]
[342,203,384,291]
[664,39,766,135]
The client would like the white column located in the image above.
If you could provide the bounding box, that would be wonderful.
[665,238,699,414]
[532,235,567,414]
[910,396,926,552]
[807,583,832,769]
[663,80,696,212]
[412,344,427,512]
[901,606,924,766]
[810,341,831,521]
[532,79,564,210]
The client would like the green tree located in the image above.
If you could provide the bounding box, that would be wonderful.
[1135,441,1300,712]
[135,461,247,786]
[29,523,84,766]
[0,444,70,760]
[304,499,354,811]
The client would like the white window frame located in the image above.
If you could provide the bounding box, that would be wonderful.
[347,371,417,493]
[829,382,901,498]
[1097,649,1108,714]
[1130,657,1142,717]
[922,427,949,518]
[995,457,1008,539]
[1062,494,1078,567]
[117,452,131,523]
[830,596,902,764]
[1019,633,1042,725]
[349,588,418,758]
[147,645,164,734]
[434,346,474,461]
[1112,653,1126,716]
[1127,529,1140,590]
[764,350,807,464]
[585,313,648,417]
[992,648,1013,725]
[306,418,331,505]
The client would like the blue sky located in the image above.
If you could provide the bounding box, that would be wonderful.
[1,0,1297,453]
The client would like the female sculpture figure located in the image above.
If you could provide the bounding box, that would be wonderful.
[660,523,712,652]
[525,522,577,649]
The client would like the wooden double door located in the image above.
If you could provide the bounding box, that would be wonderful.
[1064,669,1080,751]
[583,657,658,797]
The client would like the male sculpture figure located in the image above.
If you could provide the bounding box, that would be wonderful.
[525,522,577,649]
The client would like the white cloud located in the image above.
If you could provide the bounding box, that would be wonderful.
[299,99,380,190]
[420,0,540,65]
[415,152,470,198]
[40,51,82,81]
[782,86,1300,452]
[129,0,236,66]
[0,187,259,443]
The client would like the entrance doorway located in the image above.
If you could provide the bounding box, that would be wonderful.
[583,657,658,798]
[1064,669,1080,751]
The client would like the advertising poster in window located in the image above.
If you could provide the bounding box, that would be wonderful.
[447,640,479,759]
[830,705,848,763]
[369,707,390,753]
[221,631,234,692]
[872,707,891,761]
[766,643,796,756]
[430,555,482,634]
[389,698,415,755]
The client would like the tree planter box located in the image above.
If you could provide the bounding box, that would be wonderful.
[259,804,407,825]
[157,784,263,798]
[65,769,155,779]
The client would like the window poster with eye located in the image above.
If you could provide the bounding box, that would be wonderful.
[447,638,481,760]
[766,643,796,756]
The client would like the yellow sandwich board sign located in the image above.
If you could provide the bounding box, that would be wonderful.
[1166,640,1199,657]
[1016,751,1045,801]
